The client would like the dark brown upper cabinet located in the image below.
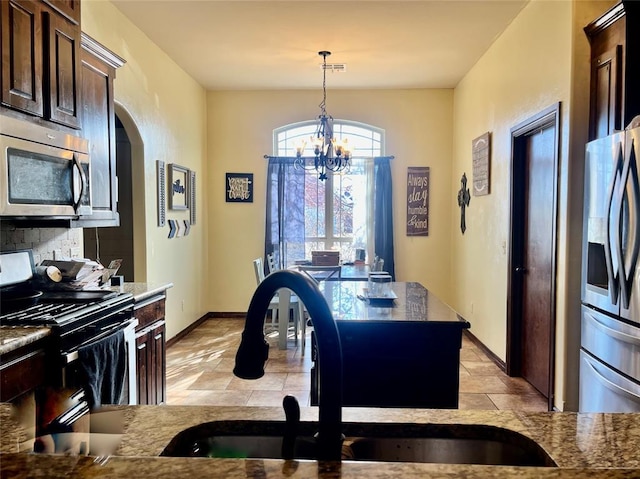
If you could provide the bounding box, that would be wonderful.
[42,0,80,23]
[44,8,81,128]
[1,0,80,129]
[1,0,44,118]
[585,0,640,141]
[72,33,125,227]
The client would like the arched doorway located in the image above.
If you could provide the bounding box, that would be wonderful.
[83,105,147,282]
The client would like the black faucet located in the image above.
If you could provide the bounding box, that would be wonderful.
[234,270,343,460]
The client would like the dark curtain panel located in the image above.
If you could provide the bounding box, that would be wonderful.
[264,157,306,272]
[374,157,395,279]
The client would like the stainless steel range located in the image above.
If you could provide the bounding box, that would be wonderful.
[0,250,137,453]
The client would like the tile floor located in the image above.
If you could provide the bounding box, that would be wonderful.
[166,318,549,411]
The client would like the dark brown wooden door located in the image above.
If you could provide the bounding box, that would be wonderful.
[520,125,555,398]
[508,104,559,408]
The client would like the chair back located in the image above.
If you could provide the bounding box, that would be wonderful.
[253,258,266,284]
[372,256,385,272]
[298,265,342,283]
[266,252,278,274]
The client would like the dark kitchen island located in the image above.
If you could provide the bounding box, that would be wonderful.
[311,282,471,408]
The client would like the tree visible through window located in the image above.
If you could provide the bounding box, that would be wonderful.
[274,121,383,264]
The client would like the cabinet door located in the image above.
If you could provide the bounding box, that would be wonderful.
[589,45,622,140]
[44,8,80,128]
[42,0,80,23]
[78,46,119,225]
[0,0,44,117]
[151,321,166,405]
[135,330,150,405]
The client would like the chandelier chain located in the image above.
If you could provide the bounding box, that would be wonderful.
[319,52,328,117]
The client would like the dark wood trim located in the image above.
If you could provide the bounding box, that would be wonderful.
[166,313,246,348]
[166,313,209,348]
[463,330,505,372]
[507,102,560,411]
[584,2,625,38]
[209,312,247,319]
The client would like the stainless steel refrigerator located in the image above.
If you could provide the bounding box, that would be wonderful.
[580,125,640,412]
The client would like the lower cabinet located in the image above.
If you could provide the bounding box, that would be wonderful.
[0,338,49,403]
[134,295,167,405]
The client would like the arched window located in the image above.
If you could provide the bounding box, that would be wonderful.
[268,120,385,265]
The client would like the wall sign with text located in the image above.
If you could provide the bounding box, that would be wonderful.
[406,167,429,236]
[472,132,491,196]
[226,173,253,203]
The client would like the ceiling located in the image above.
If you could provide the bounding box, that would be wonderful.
[110,0,529,91]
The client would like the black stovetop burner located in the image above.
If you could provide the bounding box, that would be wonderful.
[0,288,129,327]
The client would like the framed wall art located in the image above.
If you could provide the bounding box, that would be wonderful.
[169,163,189,210]
[189,170,197,225]
[226,173,253,203]
[156,160,166,226]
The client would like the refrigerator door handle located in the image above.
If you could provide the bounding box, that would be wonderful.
[619,138,640,310]
[584,358,640,402]
[605,145,624,305]
[585,310,640,346]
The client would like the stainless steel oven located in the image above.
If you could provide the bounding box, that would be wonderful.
[0,115,91,218]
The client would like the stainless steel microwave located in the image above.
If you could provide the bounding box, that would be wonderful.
[0,116,91,218]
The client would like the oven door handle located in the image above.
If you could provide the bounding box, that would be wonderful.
[63,318,138,364]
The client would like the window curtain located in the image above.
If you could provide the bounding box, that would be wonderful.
[374,157,395,279]
[264,157,305,273]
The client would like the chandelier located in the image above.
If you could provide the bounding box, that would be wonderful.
[293,51,351,181]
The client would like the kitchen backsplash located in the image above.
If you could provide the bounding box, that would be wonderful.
[0,223,82,265]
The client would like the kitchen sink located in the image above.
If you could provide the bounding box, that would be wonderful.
[160,420,557,467]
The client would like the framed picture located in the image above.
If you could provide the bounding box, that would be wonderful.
[226,173,253,203]
[169,163,189,210]
[189,170,197,225]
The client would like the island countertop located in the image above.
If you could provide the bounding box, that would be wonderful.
[320,281,469,325]
[1,404,639,478]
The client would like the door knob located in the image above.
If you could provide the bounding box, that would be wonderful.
[515,267,527,273]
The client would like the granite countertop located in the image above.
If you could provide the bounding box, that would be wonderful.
[321,281,469,324]
[1,404,639,478]
[111,282,174,303]
[0,326,51,356]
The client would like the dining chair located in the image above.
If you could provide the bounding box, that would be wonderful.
[266,252,277,275]
[297,265,342,282]
[252,258,303,348]
[372,256,385,272]
[295,264,342,350]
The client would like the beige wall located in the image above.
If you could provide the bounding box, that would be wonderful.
[207,89,454,312]
[450,0,613,410]
[79,0,614,409]
[82,0,209,340]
